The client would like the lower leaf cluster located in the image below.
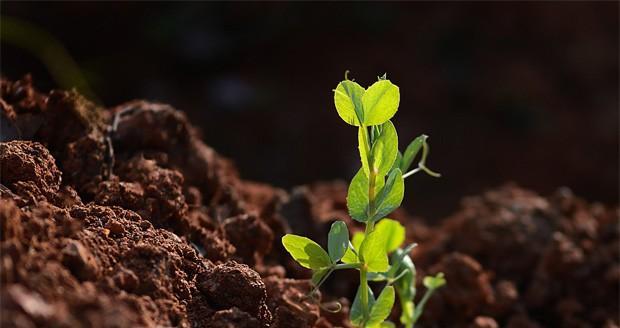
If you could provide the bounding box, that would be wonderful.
[282,219,445,327]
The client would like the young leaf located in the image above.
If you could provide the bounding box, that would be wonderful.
[374,219,405,253]
[400,135,425,173]
[370,125,377,141]
[341,231,365,264]
[328,221,349,262]
[413,273,446,323]
[334,80,365,126]
[387,243,417,278]
[347,169,385,222]
[423,272,446,290]
[370,121,398,177]
[371,169,405,221]
[350,285,376,326]
[281,234,331,270]
[394,253,417,326]
[366,286,395,327]
[362,80,400,126]
[394,253,416,299]
[360,230,389,272]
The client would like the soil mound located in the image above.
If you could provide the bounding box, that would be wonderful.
[1,76,618,327]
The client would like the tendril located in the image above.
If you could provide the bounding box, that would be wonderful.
[320,301,343,313]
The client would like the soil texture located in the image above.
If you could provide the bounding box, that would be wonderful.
[1,76,618,328]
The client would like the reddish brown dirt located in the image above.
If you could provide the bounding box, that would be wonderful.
[1,76,618,328]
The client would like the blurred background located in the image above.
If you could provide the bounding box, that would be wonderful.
[2,2,618,220]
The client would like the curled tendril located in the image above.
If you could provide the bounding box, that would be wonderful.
[304,289,343,313]
[344,70,350,80]
[320,301,343,313]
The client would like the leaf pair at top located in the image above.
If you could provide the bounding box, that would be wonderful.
[334,79,400,127]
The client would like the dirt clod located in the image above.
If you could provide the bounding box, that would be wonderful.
[0,141,61,204]
[198,261,270,322]
[61,240,100,281]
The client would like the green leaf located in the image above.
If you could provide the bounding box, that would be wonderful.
[328,221,349,262]
[387,243,417,278]
[342,232,365,264]
[334,80,365,126]
[360,230,389,272]
[347,169,385,222]
[347,169,369,221]
[379,321,396,328]
[362,80,400,126]
[370,121,398,177]
[374,219,405,253]
[400,135,425,173]
[423,272,446,290]
[311,267,330,286]
[281,234,331,270]
[367,286,395,327]
[394,252,416,326]
[350,285,375,326]
[371,169,405,221]
[341,248,357,264]
[351,232,365,249]
[394,253,416,299]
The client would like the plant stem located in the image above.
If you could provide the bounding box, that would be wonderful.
[360,217,373,326]
[334,263,361,270]
[398,291,414,328]
[360,265,369,325]
[412,287,436,324]
[360,125,378,226]
[402,167,422,179]
[313,267,335,291]
[359,125,378,326]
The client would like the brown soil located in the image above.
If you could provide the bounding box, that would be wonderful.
[1,76,618,328]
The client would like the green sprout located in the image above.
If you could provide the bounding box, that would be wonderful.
[282,73,445,327]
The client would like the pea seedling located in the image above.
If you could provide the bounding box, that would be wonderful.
[282,73,445,327]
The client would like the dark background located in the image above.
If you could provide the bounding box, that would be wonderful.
[2,2,618,220]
